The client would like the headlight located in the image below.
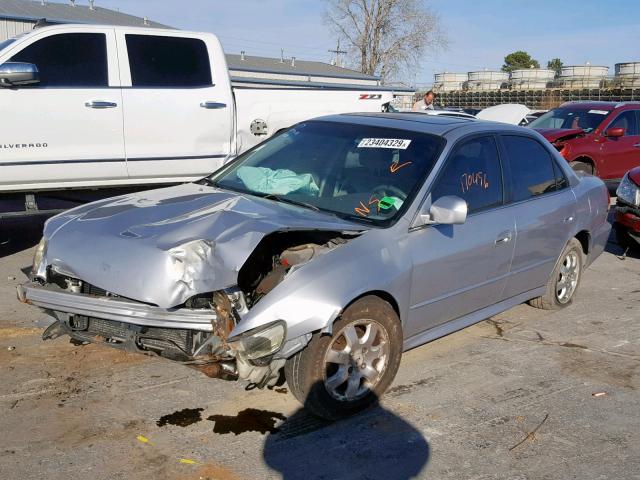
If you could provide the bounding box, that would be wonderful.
[617,174,640,206]
[229,321,286,360]
[32,237,47,274]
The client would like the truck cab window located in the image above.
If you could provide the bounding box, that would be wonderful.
[502,135,559,201]
[431,136,503,214]
[125,35,212,87]
[9,33,107,87]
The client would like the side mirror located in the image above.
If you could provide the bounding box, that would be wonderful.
[605,127,625,138]
[0,62,39,87]
[415,195,468,227]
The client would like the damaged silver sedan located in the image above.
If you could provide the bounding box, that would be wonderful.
[18,114,611,419]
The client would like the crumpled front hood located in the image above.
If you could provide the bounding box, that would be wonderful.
[535,127,585,143]
[42,183,363,308]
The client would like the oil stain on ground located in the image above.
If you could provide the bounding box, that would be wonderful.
[207,408,286,435]
[157,408,204,427]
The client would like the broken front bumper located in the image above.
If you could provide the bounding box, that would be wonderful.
[17,281,216,331]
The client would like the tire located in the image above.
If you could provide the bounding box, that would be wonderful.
[284,296,403,420]
[616,223,639,253]
[570,160,594,175]
[528,238,583,310]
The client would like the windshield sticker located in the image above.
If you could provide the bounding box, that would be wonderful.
[390,160,412,173]
[588,109,609,115]
[379,196,396,210]
[358,138,412,149]
[461,171,489,193]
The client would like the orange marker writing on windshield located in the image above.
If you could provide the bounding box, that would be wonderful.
[390,161,412,173]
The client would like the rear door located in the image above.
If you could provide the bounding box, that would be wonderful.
[498,134,577,299]
[0,27,126,189]
[599,109,640,180]
[116,31,233,181]
[406,135,515,337]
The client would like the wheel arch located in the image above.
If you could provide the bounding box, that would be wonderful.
[570,156,596,175]
[341,290,401,323]
[574,230,591,256]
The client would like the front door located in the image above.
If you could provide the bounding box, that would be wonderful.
[406,135,515,338]
[116,31,233,181]
[0,28,126,189]
[599,109,640,181]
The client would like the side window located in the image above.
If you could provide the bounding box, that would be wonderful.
[502,135,559,202]
[609,110,639,136]
[9,33,108,87]
[126,35,212,87]
[431,136,503,214]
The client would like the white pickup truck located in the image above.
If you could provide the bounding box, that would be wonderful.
[0,24,394,206]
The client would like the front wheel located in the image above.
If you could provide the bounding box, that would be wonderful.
[284,296,403,420]
[528,238,583,310]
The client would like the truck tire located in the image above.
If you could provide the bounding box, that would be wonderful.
[570,160,594,175]
[528,238,583,310]
[284,296,402,420]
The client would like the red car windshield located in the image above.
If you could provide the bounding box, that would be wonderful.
[529,107,612,133]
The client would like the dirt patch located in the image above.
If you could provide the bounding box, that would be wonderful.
[177,462,244,480]
[558,348,639,390]
[0,327,41,339]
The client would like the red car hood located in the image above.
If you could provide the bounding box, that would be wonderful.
[629,166,640,185]
[535,128,585,143]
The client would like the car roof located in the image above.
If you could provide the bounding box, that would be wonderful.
[313,112,524,137]
[559,101,640,110]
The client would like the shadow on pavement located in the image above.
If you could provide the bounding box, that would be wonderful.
[263,393,430,480]
[0,216,49,259]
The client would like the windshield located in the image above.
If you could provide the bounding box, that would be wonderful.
[210,121,445,226]
[528,107,611,132]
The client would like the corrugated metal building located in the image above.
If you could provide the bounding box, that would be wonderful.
[0,0,167,40]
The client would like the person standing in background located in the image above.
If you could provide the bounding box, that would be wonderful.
[412,90,435,111]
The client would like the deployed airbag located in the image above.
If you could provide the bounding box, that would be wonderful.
[237,166,319,195]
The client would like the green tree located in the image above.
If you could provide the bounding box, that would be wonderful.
[501,51,540,73]
[547,58,563,77]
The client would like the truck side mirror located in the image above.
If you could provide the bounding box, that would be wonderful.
[605,127,625,138]
[414,195,468,227]
[0,62,40,87]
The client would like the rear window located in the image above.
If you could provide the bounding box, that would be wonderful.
[126,34,212,87]
[501,135,561,202]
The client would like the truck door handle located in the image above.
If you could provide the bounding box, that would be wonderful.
[200,101,227,109]
[495,231,512,245]
[85,100,118,109]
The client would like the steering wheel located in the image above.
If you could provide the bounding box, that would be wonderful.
[371,184,406,202]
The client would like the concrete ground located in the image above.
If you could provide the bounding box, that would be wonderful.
[0,215,638,480]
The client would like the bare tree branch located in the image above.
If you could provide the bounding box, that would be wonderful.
[324,0,448,82]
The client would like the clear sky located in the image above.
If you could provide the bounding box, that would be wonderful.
[95,0,640,86]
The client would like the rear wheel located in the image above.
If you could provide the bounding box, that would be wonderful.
[570,160,594,175]
[529,238,583,310]
[284,296,402,420]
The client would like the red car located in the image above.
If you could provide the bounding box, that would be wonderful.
[530,101,640,187]
[615,166,640,251]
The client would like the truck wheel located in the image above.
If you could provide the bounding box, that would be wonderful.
[528,238,583,310]
[616,223,639,253]
[284,296,402,420]
[570,161,594,175]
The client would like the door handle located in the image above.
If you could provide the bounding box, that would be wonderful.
[85,100,117,109]
[633,143,640,148]
[495,231,512,245]
[563,216,575,224]
[200,101,227,109]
